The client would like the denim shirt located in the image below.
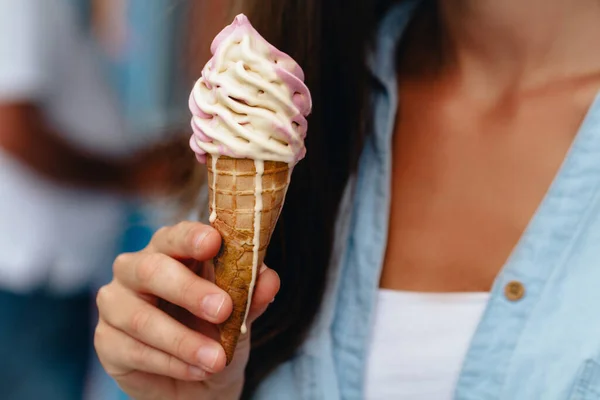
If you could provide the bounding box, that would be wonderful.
[254,2,600,399]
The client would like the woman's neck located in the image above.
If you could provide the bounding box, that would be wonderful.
[438,0,600,94]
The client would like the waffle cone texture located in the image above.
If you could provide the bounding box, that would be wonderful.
[206,155,289,364]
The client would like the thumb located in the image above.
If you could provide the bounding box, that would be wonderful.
[247,264,280,324]
[215,264,279,372]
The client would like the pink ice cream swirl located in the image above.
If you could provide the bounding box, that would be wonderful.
[189,14,312,165]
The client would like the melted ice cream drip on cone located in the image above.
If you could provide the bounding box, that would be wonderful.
[209,155,219,224]
[241,159,264,334]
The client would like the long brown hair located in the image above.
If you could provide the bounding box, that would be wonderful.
[189,0,401,396]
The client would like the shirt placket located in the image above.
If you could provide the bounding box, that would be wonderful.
[455,93,600,399]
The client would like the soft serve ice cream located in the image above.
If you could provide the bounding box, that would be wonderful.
[189,14,311,164]
[188,14,312,363]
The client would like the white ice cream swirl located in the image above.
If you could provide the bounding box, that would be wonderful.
[189,14,312,165]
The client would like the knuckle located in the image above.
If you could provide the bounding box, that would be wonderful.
[166,232,177,249]
[148,226,170,249]
[172,221,191,237]
[129,339,152,367]
[179,277,202,313]
[129,308,152,336]
[136,253,164,285]
[93,325,138,379]
[167,355,187,380]
[176,221,197,246]
[95,286,109,310]
[180,220,200,235]
[93,322,107,352]
[171,331,185,359]
[112,253,132,277]
[174,220,194,232]
[172,331,195,363]
[154,226,170,239]
[93,324,119,372]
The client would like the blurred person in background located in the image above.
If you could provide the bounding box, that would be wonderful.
[83,1,201,398]
[0,1,189,399]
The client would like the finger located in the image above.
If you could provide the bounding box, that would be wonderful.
[112,252,232,324]
[113,371,184,400]
[247,264,281,323]
[147,221,221,261]
[95,320,211,382]
[97,284,227,372]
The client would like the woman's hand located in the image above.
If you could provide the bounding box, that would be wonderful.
[94,221,280,400]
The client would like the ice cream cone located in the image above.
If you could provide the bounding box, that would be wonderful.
[206,155,289,364]
[189,13,311,365]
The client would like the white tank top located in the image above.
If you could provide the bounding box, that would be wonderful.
[364,289,490,400]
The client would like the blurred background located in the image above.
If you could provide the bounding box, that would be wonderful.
[0,1,229,399]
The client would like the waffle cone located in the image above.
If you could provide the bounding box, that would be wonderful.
[206,155,289,364]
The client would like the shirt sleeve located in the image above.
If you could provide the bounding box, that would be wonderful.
[0,0,48,102]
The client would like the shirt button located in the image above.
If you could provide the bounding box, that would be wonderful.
[504,281,525,301]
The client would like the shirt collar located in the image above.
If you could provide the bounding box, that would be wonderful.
[367,0,422,92]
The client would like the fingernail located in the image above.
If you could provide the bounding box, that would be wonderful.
[270,297,276,304]
[194,231,209,250]
[202,294,226,318]
[259,264,268,275]
[197,346,220,370]
[189,366,207,379]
